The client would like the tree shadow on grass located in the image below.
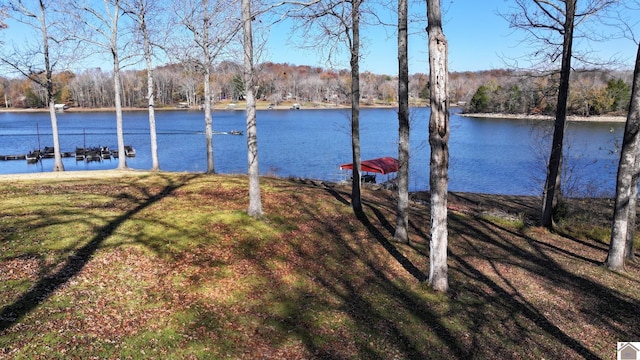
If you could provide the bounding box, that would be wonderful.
[321,183,639,358]
[211,181,471,358]
[447,212,640,359]
[321,182,427,281]
[0,174,195,332]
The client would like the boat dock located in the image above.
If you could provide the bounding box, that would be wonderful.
[0,145,136,162]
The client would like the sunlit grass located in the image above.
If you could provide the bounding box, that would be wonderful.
[1,172,638,359]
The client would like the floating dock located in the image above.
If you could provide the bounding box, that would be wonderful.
[0,145,135,162]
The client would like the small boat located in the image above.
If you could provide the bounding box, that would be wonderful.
[75,147,86,160]
[229,130,243,135]
[112,145,135,158]
[124,145,135,157]
[42,146,55,158]
[26,149,42,163]
[100,146,111,159]
[85,148,102,162]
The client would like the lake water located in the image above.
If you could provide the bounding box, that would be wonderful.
[0,108,624,196]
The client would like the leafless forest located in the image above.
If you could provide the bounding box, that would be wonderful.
[1,62,632,116]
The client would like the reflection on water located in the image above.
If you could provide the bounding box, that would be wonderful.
[0,109,624,195]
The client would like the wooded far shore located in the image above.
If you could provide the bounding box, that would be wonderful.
[0,101,627,123]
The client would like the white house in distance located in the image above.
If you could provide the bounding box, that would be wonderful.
[54,103,69,111]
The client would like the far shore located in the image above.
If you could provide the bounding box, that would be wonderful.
[461,112,627,123]
[0,100,398,113]
[0,103,627,122]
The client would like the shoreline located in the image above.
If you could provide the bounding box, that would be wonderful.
[0,169,154,182]
[0,102,401,113]
[460,112,627,123]
[1,105,627,122]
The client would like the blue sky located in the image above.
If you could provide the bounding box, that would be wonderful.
[265,0,640,75]
[2,0,638,76]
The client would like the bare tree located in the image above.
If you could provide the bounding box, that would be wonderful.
[607,41,640,271]
[540,0,576,228]
[394,0,409,243]
[349,0,363,212]
[123,0,165,171]
[242,0,263,217]
[71,0,130,169]
[505,0,617,228]
[287,0,366,212]
[427,0,450,292]
[173,0,240,174]
[2,0,71,172]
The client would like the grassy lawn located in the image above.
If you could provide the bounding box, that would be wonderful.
[0,172,638,359]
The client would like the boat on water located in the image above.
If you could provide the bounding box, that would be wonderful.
[42,146,55,159]
[26,149,42,163]
[75,147,86,160]
[339,157,399,188]
[229,130,243,135]
[100,146,111,159]
[125,145,135,157]
[84,147,102,162]
[112,145,136,158]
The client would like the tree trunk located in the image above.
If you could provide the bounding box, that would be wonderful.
[427,0,449,292]
[114,60,127,170]
[147,68,159,171]
[242,0,263,218]
[111,1,127,170]
[139,4,159,171]
[48,100,64,172]
[541,0,575,228]
[607,41,640,271]
[204,65,214,174]
[197,0,214,174]
[350,0,362,213]
[40,1,63,172]
[626,174,638,263]
[395,0,409,244]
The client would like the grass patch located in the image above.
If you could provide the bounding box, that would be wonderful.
[1,172,638,359]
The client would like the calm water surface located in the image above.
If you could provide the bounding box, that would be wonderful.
[0,108,624,195]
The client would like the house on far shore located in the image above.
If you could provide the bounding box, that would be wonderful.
[619,343,640,360]
[54,103,69,112]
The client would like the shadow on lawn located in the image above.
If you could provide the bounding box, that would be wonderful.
[8,175,635,358]
[258,183,471,358]
[323,183,427,281]
[306,182,639,358]
[446,210,640,359]
[0,174,195,332]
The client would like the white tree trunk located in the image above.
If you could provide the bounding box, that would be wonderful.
[138,1,159,171]
[607,41,640,271]
[202,0,214,174]
[114,61,127,170]
[204,66,214,173]
[626,175,638,263]
[48,100,64,171]
[427,0,450,292]
[242,0,263,217]
[111,0,127,170]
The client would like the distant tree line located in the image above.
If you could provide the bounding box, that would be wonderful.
[465,69,633,116]
[0,61,433,109]
[0,61,632,116]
